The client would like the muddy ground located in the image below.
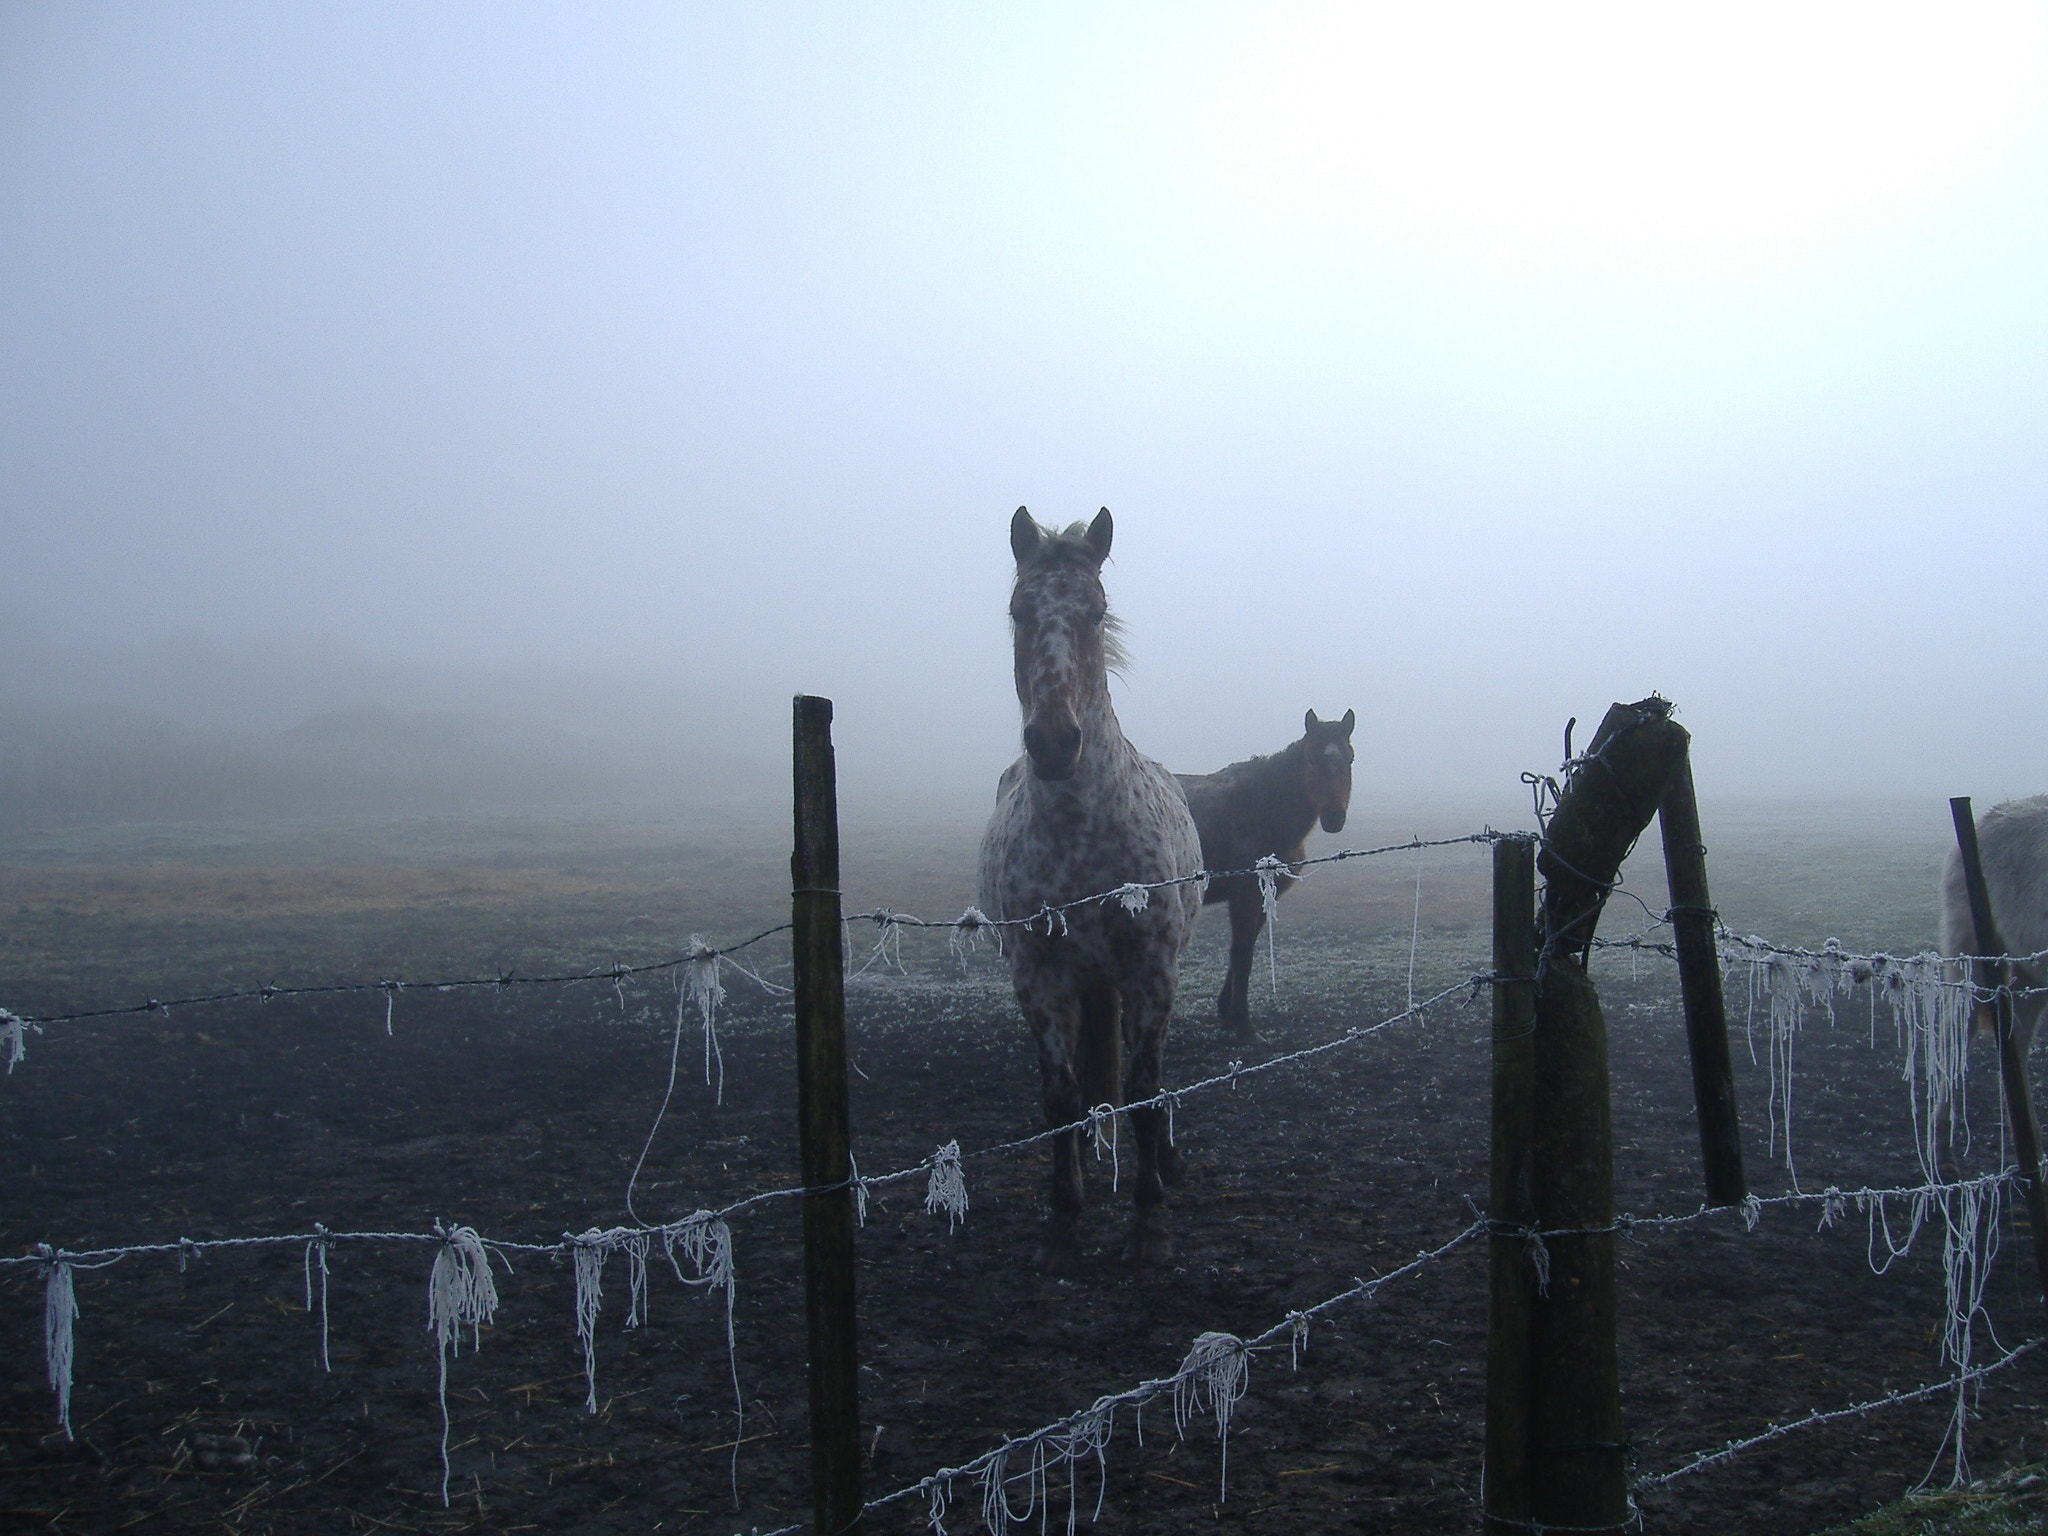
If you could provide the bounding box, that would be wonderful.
[1,803,2041,1534]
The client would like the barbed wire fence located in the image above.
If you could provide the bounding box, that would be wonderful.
[6,828,2048,1529]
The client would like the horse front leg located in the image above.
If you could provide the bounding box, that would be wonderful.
[1219,886,1265,1043]
[1022,995,1087,1273]
[1121,968,1180,1265]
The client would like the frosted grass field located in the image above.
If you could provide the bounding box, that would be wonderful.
[0,790,2031,1535]
[0,790,1964,1036]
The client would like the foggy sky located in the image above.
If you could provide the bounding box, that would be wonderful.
[5,4,2045,814]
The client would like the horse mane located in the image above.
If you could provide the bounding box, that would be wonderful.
[1205,737,1304,794]
[1010,522,1129,674]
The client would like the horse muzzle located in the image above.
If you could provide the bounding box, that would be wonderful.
[1023,718,1083,781]
[1320,806,1348,834]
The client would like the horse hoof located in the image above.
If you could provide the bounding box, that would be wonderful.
[1126,1211,1173,1267]
[1225,1023,1263,1045]
[1034,1212,1082,1273]
[1158,1143,1188,1188]
[1033,1239,1083,1275]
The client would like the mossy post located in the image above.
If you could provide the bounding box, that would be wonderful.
[1483,834,1538,1530]
[1949,797,2048,1320]
[1526,698,1689,1529]
[1657,755,1747,1207]
[792,695,864,1536]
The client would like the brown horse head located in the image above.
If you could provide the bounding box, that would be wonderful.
[1007,506,1124,781]
[1301,707,1356,833]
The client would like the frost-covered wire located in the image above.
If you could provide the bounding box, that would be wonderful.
[6,833,1512,1035]
[1638,1337,2044,1493]
[8,922,798,1028]
[876,1218,1486,1535]
[1589,918,2033,1193]
[1482,1169,2020,1485]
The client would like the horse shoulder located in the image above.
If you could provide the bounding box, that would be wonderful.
[977,759,1034,916]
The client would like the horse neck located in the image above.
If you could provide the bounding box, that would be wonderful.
[1248,741,1318,843]
[1026,685,1135,809]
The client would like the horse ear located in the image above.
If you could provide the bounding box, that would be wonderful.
[1339,708,1356,737]
[1010,506,1042,564]
[1085,507,1113,563]
[1305,708,1320,733]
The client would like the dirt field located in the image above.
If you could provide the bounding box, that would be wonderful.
[2,798,2041,1534]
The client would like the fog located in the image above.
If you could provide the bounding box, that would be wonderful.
[5,5,2045,829]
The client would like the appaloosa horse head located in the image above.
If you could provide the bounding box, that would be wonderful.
[978,507,1205,1269]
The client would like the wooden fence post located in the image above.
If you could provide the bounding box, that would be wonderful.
[1484,835,1538,1531]
[792,695,864,1536]
[1948,797,2048,1320]
[1526,697,1689,1530]
[1657,755,1747,1207]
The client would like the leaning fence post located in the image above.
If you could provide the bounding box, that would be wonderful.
[1527,697,1689,1531]
[1657,754,1747,1207]
[792,695,864,1536]
[1949,796,2048,1320]
[1483,834,1538,1531]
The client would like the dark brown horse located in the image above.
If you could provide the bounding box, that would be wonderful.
[1177,709,1356,1041]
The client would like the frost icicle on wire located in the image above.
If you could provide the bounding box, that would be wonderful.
[1173,1332,1252,1500]
[571,1229,609,1414]
[1087,1104,1121,1192]
[1287,1311,1311,1370]
[1032,903,1069,938]
[684,936,727,1104]
[304,1226,333,1372]
[979,1405,1117,1536]
[40,1248,78,1438]
[663,1212,743,1507]
[1106,883,1150,915]
[924,1140,969,1232]
[379,980,402,1035]
[570,1227,652,1414]
[850,908,911,979]
[621,936,740,1226]
[948,907,997,966]
[1253,855,1289,1000]
[1718,934,1976,1184]
[850,1153,871,1227]
[1926,1171,2008,1487]
[2,1008,37,1073]
[427,1224,500,1508]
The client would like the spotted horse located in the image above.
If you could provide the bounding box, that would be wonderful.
[977,507,1205,1270]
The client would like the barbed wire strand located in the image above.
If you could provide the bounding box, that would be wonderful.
[2,833,1515,1033]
